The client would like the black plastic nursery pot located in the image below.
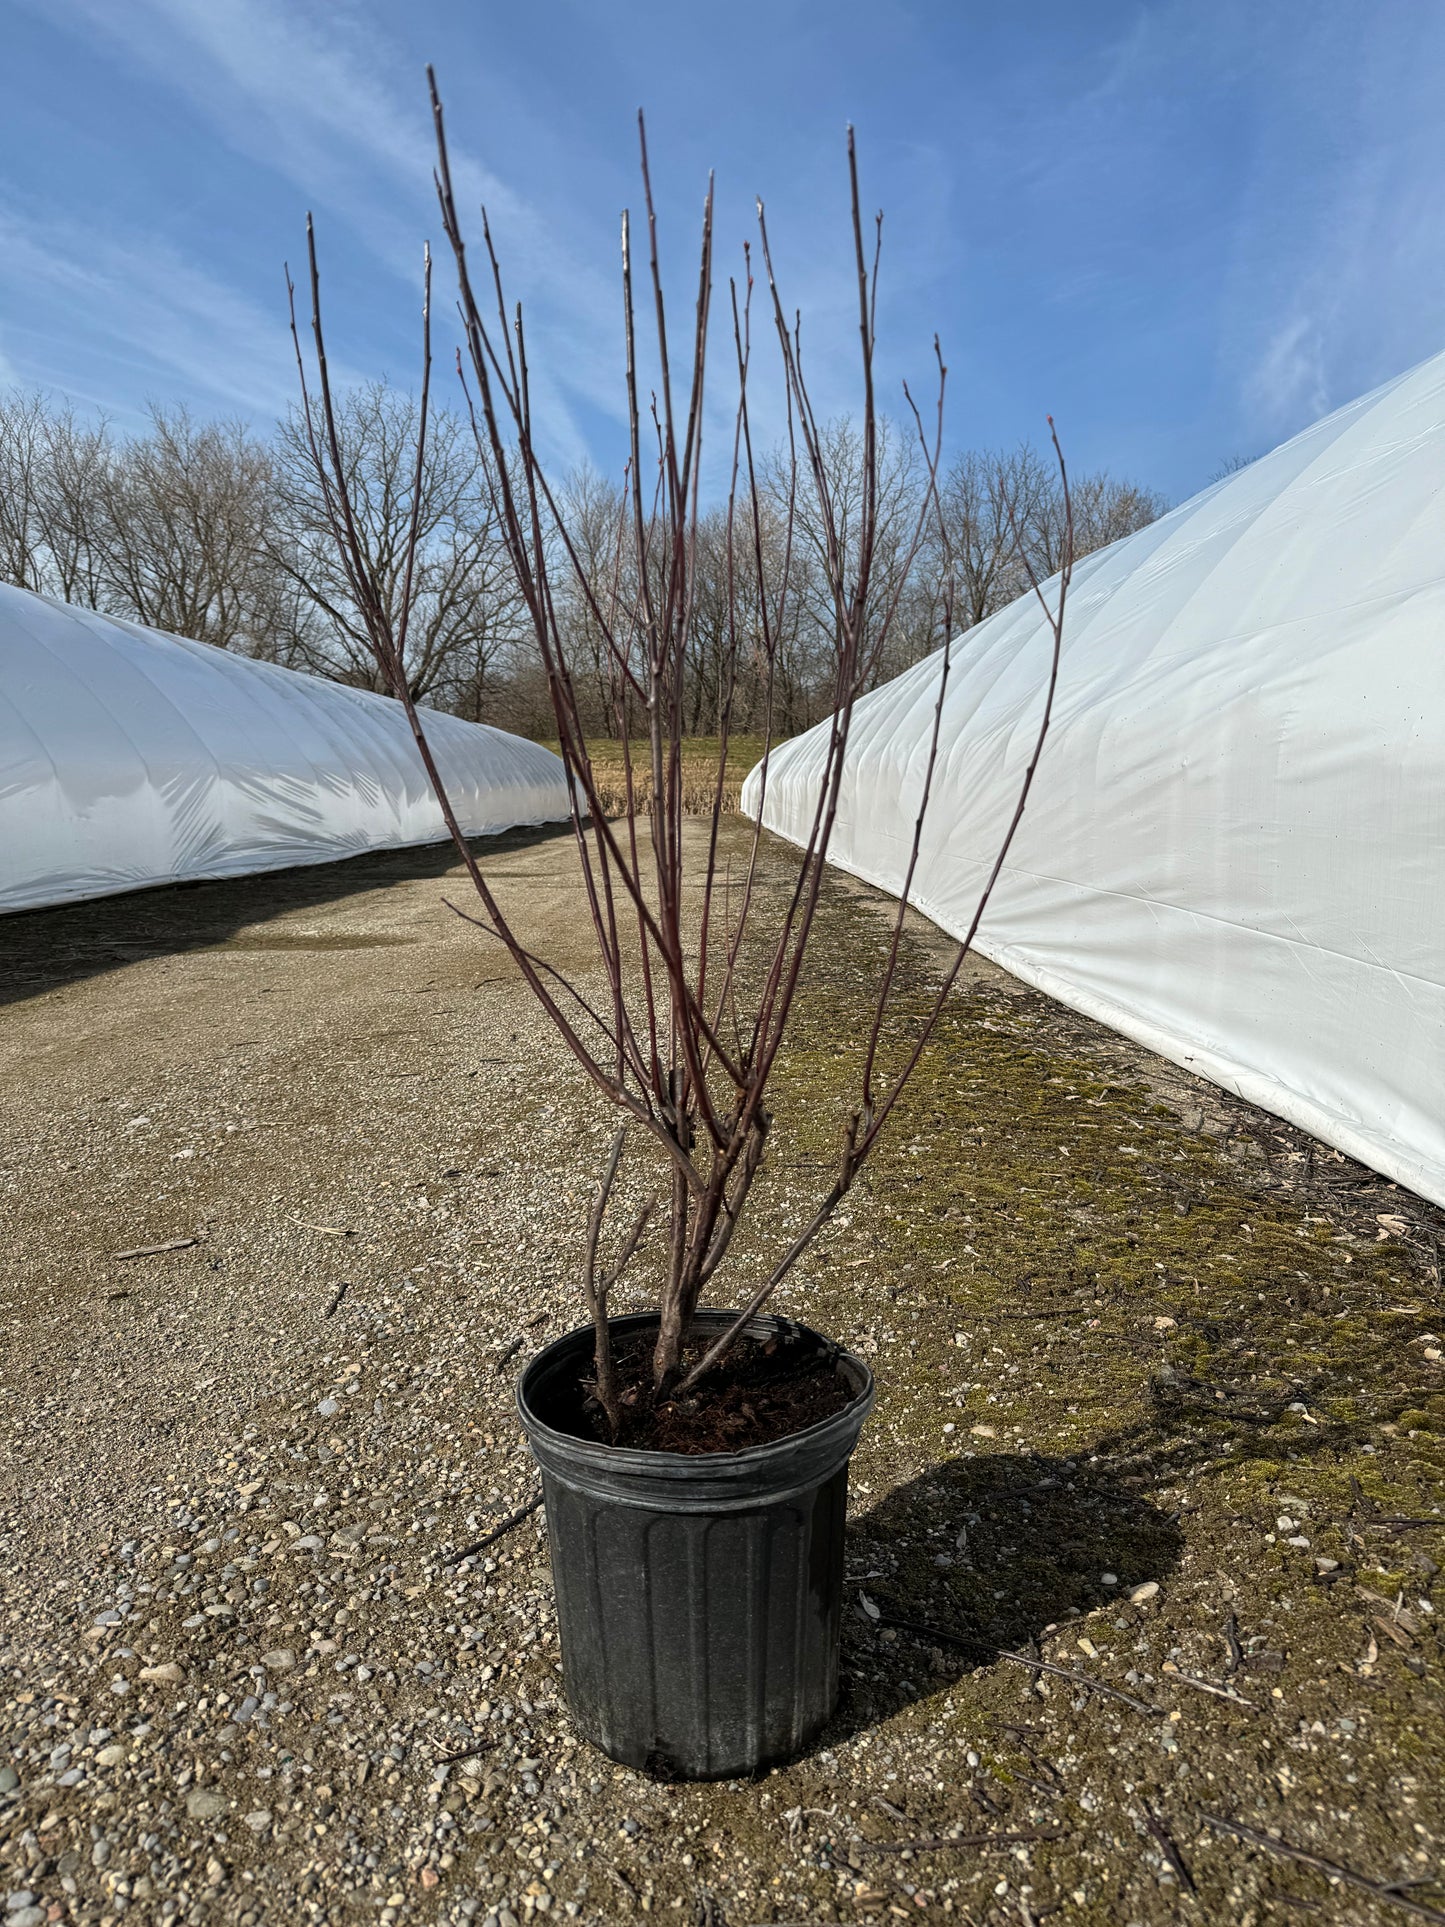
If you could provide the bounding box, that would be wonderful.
[516,1310,875,1780]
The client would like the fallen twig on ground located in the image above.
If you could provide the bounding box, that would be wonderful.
[1201,1814,1445,1924]
[322,1281,349,1318]
[877,1611,1166,1716]
[494,1334,525,1374]
[976,1304,1097,1321]
[445,1492,544,1567]
[1161,1662,1256,1709]
[1142,1801,1196,1893]
[1223,1609,1243,1675]
[114,1236,198,1261]
[854,1827,1064,1855]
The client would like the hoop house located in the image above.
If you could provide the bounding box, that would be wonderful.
[745,354,1445,1207]
[0,584,569,914]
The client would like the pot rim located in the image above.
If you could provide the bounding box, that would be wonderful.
[516,1307,875,1475]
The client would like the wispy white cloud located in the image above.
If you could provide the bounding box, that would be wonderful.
[1214,5,1445,442]
[1244,315,1330,427]
[24,0,618,468]
[9,0,952,487]
[0,198,332,421]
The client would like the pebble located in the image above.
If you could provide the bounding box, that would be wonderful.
[138,1661,183,1683]
[185,1789,229,1820]
[261,1649,296,1671]
[244,1809,272,1833]
[95,1744,128,1767]
[0,1768,16,1794]
[10,1910,43,1927]
[1101,1571,1119,1586]
[1128,1581,1160,1604]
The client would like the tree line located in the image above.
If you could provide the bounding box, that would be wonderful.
[0,383,1166,738]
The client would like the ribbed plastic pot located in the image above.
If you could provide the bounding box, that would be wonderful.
[516,1310,875,1780]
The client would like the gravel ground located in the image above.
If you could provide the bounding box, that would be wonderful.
[1,820,1441,1927]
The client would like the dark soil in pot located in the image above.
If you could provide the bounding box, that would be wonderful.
[517,1311,875,1779]
[532,1320,856,1453]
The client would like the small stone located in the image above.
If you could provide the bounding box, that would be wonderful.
[6,1897,37,1913]
[10,1910,43,1927]
[1101,1572,1119,1586]
[0,1767,18,1794]
[243,1810,272,1833]
[95,1745,128,1768]
[316,1398,339,1418]
[294,1535,323,1552]
[419,1867,439,1890]
[1128,1581,1160,1605]
[139,1662,183,1684]
[186,1789,228,1820]
[91,1839,111,1868]
[261,1650,296,1672]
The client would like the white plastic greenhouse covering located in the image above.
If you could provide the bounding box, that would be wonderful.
[0,585,570,914]
[744,352,1445,1208]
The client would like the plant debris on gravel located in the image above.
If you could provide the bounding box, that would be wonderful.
[1,819,1441,1926]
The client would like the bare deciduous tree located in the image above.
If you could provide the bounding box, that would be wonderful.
[2,383,1159,745]
[88,406,278,650]
[935,442,1051,629]
[271,380,524,707]
[1031,465,1166,575]
[0,390,110,607]
[761,415,934,728]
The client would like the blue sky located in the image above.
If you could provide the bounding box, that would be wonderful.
[2,0,1443,504]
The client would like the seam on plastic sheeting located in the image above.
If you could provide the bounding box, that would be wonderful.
[770,831,1445,1208]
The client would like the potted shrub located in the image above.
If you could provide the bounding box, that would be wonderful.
[288,75,1071,1779]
